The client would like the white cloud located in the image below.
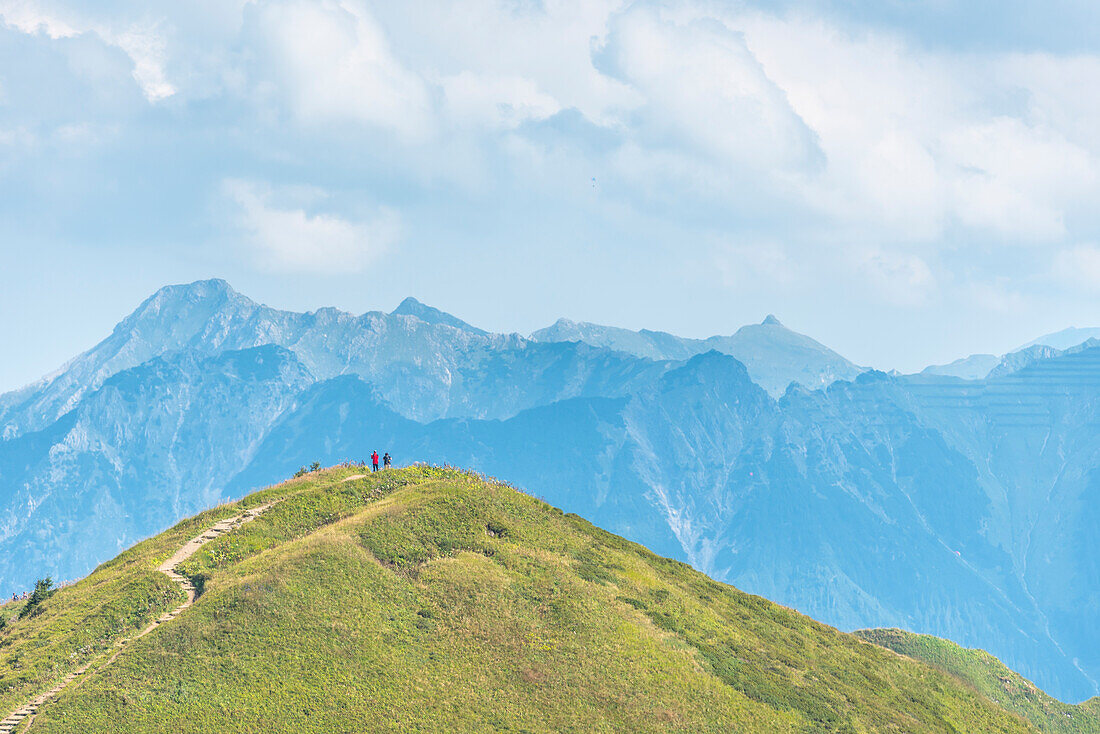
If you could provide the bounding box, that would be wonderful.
[730,10,1100,245]
[243,0,433,139]
[224,179,399,273]
[0,126,34,147]
[853,247,935,306]
[6,0,1100,247]
[964,280,1029,314]
[1053,244,1100,291]
[369,0,635,126]
[943,117,1095,242]
[713,240,799,289]
[6,0,1100,326]
[596,6,822,174]
[1004,53,1100,153]
[440,71,561,131]
[0,1,175,101]
[109,23,174,101]
[0,1,77,39]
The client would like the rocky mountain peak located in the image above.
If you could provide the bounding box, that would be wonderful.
[391,297,486,335]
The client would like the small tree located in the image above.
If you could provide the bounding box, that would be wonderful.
[309,461,321,473]
[293,466,307,478]
[19,577,54,619]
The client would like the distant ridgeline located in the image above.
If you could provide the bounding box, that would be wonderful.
[2,466,1096,732]
[1,279,1100,703]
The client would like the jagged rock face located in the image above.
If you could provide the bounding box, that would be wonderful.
[4,279,1100,703]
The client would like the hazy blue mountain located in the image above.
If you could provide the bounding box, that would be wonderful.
[0,279,258,439]
[531,314,863,395]
[986,338,1100,379]
[4,280,1100,703]
[0,280,670,432]
[530,319,701,361]
[920,335,1100,382]
[223,353,1098,701]
[901,347,1100,700]
[0,279,534,433]
[1018,326,1100,351]
[0,345,313,591]
[920,353,999,379]
[918,325,1100,380]
[391,296,487,335]
[701,316,864,395]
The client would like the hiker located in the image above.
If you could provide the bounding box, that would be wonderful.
[372,450,379,472]
[383,452,391,469]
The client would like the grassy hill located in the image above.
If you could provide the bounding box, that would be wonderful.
[0,465,1078,732]
[855,628,1100,733]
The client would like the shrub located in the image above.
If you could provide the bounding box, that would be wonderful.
[19,577,54,620]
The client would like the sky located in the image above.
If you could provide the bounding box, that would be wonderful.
[2,0,1100,391]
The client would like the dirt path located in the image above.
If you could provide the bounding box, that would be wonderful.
[0,502,277,734]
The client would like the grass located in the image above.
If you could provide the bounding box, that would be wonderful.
[856,628,1100,733]
[0,465,1057,732]
[0,468,347,716]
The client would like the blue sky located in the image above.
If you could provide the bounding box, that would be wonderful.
[2,0,1100,391]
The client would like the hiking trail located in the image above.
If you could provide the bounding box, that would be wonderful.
[0,502,277,733]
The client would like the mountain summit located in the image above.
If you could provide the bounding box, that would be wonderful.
[1017,325,1100,351]
[391,297,487,335]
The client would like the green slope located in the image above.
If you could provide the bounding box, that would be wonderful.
[855,628,1100,733]
[0,466,1051,732]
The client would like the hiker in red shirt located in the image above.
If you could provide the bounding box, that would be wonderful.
[371,450,379,472]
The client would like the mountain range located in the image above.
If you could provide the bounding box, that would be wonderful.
[2,279,1099,703]
[529,312,863,395]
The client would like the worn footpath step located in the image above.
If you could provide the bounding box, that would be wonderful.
[0,501,278,731]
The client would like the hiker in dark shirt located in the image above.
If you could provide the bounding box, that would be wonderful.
[383,452,391,469]
[371,451,379,472]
